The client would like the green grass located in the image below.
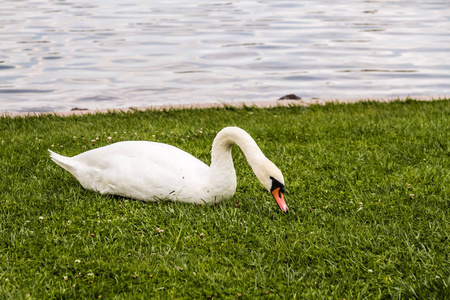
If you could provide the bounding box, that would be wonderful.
[1,99,449,299]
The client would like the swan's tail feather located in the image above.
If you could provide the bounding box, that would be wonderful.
[48,149,77,174]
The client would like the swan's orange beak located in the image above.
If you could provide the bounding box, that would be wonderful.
[272,187,288,213]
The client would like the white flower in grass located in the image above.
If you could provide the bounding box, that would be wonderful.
[107,136,112,142]
[39,216,44,220]
[87,273,94,277]
[75,259,81,263]
[368,269,373,273]
[67,220,71,225]
[357,202,363,212]
[64,276,68,281]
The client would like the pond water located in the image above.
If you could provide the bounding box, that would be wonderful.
[1,0,449,113]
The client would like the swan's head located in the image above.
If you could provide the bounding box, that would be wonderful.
[254,160,288,213]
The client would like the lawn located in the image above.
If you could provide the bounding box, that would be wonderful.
[1,99,449,299]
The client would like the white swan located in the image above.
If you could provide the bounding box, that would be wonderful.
[49,126,288,212]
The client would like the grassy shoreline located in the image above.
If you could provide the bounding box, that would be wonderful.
[1,99,449,299]
[3,96,446,118]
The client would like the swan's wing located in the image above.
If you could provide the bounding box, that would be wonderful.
[69,141,209,201]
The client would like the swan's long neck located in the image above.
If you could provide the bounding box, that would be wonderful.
[208,127,266,194]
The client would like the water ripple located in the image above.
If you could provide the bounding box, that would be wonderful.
[0,0,449,113]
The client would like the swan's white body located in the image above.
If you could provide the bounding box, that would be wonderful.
[49,127,288,211]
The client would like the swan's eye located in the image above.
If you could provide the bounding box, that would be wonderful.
[270,176,285,194]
